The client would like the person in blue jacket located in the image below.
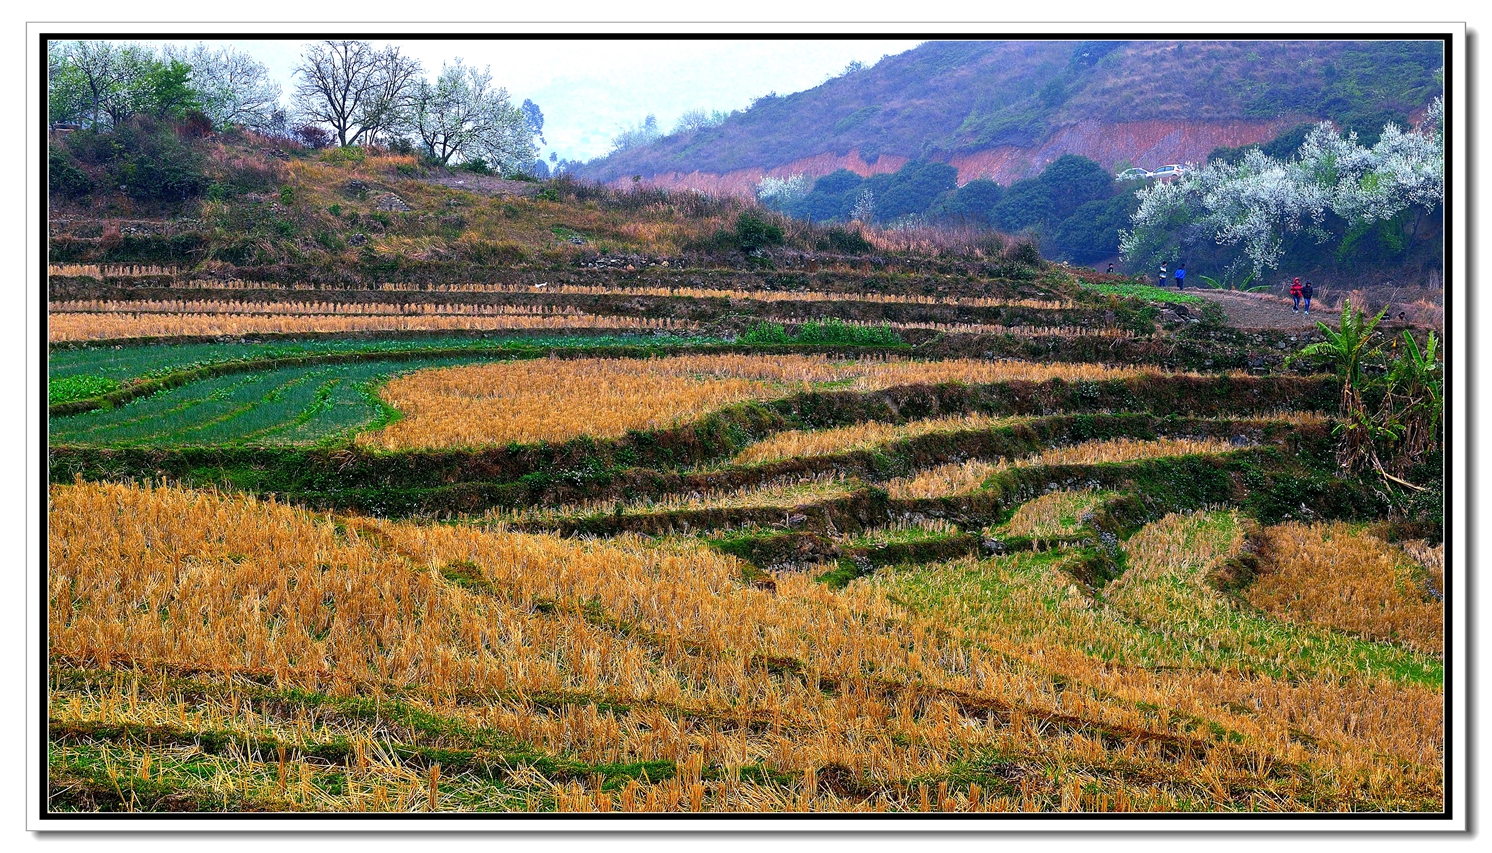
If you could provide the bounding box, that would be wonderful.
[1174,264,1186,290]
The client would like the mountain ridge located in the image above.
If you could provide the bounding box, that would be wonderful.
[575,38,1443,193]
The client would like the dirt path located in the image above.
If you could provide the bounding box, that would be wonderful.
[1189,288,1338,330]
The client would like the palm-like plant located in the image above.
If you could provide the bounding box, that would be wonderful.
[1383,330,1443,475]
[1294,299,1389,471]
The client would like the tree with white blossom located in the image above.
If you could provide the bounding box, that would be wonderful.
[1120,98,1443,274]
[755,173,810,210]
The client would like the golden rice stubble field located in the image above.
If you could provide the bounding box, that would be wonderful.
[48,482,1443,813]
[357,353,1147,450]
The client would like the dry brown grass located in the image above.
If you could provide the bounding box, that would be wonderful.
[49,264,176,278]
[47,312,688,342]
[494,473,860,525]
[777,317,1133,338]
[359,355,1148,450]
[885,437,1240,499]
[1249,523,1444,656]
[136,279,1073,310]
[48,482,1442,812]
[1032,437,1237,467]
[887,460,1007,500]
[732,413,1023,466]
[53,299,624,317]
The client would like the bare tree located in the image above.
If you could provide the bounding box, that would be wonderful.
[671,108,727,135]
[362,46,422,147]
[293,40,420,147]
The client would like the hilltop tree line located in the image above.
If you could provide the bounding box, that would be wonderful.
[756,154,1136,264]
[48,39,548,178]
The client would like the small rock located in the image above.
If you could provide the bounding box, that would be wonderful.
[347,233,369,247]
[375,193,412,212]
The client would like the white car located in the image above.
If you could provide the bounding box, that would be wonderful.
[1116,167,1153,181]
[1150,164,1187,179]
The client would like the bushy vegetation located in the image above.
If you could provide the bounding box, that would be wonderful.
[760,154,1134,264]
[1290,301,1442,491]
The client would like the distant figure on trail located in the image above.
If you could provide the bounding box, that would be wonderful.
[1290,277,1303,311]
[1301,281,1314,314]
[1174,264,1186,290]
[1158,262,1168,289]
[1106,262,1115,274]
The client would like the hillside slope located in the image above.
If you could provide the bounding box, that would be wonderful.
[575,39,1443,191]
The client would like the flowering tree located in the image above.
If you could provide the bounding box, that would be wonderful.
[1120,99,1444,274]
[409,59,533,172]
[850,187,876,224]
[755,173,810,209]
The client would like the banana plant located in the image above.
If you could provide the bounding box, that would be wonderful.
[1382,329,1443,474]
[1291,299,1389,471]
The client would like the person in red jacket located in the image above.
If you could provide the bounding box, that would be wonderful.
[1290,277,1303,312]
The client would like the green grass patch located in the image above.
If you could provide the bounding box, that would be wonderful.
[874,513,1441,688]
[1080,281,1205,305]
[48,374,119,405]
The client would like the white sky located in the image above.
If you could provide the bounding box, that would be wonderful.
[156,39,923,162]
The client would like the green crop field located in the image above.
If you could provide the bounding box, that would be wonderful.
[49,356,504,447]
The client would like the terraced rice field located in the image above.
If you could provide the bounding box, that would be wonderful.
[45,267,1444,815]
[358,354,1146,450]
[49,310,692,341]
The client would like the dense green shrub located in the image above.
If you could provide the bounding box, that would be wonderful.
[734,212,784,251]
[815,226,872,254]
[48,144,94,199]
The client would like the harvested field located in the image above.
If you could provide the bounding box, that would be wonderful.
[53,299,653,317]
[731,413,1025,466]
[495,472,861,525]
[48,483,1443,813]
[358,354,1147,450]
[1248,522,1444,655]
[80,278,1075,310]
[885,437,1240,499]
[48,311,691,342]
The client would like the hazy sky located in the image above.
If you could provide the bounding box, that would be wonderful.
[159,38,923,162]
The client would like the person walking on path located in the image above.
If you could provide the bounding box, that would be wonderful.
[1301,281,1314,314]
[1158,262,1168,289]
[1174,264,1186,290]
[1106,262,1115,274]
[1290,277,1303,312]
